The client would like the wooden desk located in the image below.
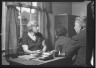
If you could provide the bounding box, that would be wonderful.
[8,57,72,66]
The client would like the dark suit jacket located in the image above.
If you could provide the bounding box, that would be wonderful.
[55,36,72,53]
[65,29,86,66]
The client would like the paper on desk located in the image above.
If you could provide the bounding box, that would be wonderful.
[18,54,37,60]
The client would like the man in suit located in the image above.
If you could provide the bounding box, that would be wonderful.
[64,16,87,67]
[54,26,72,54]
[50,16,87,67]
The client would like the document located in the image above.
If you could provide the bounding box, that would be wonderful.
[18,54,37,60]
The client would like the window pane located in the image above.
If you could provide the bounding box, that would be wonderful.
[15,2,41,37]
[32,2,37,6]
[31,9,35,13]
[21,7,30,13]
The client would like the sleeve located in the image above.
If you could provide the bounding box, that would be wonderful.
[33,32,45,50]
[65,39,82,57]
[55,45,62,52]
[36,37,42,46]
[35,32,44,41]
[21,33,28,45]
[55,40,62,52]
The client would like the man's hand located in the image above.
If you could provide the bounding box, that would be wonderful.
[36,50,42,53]
[50,50,57,54]
[56,50,65,56]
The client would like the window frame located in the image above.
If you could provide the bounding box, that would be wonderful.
[15,2,42,38]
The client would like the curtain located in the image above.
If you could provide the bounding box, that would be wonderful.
[5,5,19,58]
[43,2,52,13]
[39,2,54,51]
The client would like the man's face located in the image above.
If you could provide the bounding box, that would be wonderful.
[74,21,81,34]
[32,26,38,33]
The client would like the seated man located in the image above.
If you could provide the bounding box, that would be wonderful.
[54,26,72,56]
[51,16,87,67]
[19,21,47,55]
[64,16,87,67]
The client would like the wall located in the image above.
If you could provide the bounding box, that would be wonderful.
[72,1,91,16]
[52,2,72,15]
[51,2,72,49]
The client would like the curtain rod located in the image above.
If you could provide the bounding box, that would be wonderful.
[5,2,48,12]
[5,3,39,9]
[5,2,52,13]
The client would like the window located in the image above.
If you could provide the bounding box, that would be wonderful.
[16,2,41,38]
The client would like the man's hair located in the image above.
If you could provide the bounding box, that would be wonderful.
[56,26,67,36]
[75,16,87,29]
[27,20,38,28]
[27,20,38,32]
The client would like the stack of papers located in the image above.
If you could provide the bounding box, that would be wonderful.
[18,52,52,60]
[18,54,37,60]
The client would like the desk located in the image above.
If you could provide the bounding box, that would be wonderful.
[8,57,72,66]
